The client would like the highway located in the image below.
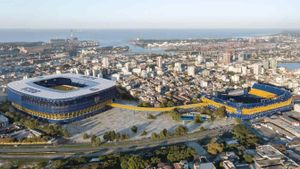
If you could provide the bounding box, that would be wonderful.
[0,126,232,159]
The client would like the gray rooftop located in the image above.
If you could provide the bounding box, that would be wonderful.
[7,73,115,100]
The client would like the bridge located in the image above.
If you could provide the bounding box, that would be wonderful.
[107,102,208,112]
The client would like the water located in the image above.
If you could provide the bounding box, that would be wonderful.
[0,29,282,53]
[278,62,300,71]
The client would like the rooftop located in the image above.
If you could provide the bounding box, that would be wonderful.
[7,74,115,100]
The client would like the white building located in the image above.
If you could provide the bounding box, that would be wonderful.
[157,56,163,68]
[269,59,277,69]
[187,66,196,77]
[174,62,182,72]
[231,75,240,83]
[195,55,203,66]
[102,57,109,68]
[222,160,236,169]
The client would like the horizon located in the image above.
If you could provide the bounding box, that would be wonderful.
[1,0,300,29]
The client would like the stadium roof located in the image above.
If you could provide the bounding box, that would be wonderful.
[7,73,115,100]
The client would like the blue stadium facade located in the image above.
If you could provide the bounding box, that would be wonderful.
[7,74,117,123]
[202,83,294,120]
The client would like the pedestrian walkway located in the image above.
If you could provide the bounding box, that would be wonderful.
[107,102,208,112]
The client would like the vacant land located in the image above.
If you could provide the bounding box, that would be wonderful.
[64,108,235,143]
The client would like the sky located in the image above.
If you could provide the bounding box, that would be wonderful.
[0,0,300,29]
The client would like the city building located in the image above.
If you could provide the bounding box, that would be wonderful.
[0,114,9,128]
[7,74,117,123]
[195,55,203,66]
[102,57,109,68]
[223,51,232,65]
[222,160,236,169]
[174,62,182,72]
[255,145,299,169]
[188,66,196,77]
[157,56,163,68]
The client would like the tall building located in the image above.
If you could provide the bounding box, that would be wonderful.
[252,63,262,75]
[102,57,109,68]
[174,62,182,72]
[188,66,196,77]
[157,56,163,68]
[85,69,90,76]
[269,59,277,69]
[195,55,203,66]
[223,51,232,65]
[237,53,244,62]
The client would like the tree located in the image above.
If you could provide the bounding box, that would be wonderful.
[51,160,65,169]
[62,128,70,138]
[151,132,159,140]
[167,101,175,107]
[159,129,168,139]
[207,138,224,155]
[191,98,198,104]
[141,130,148,136]
[138,102,152,107]
[216,106,226,118]
[194,115,202,123]
[120,156,148,169]
[131,125,138,133]
[103,131,117,141]
[83,133,90,139]
[243,154,254,163]
[235,118,242,124]
[36,161,48,169]
[150,157,161,165]
[168,110,181,121]
[147,114,156,119]
[233,124,259,148]
[91,136,101,147]
[175,125,188,136]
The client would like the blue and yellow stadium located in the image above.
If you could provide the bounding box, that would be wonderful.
[7,74,117,123]
[202,83,294,119]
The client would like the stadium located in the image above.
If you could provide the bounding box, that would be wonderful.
[7,74,117,123]
[202,83,294,119]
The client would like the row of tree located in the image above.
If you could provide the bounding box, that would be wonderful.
[151,125,188,140]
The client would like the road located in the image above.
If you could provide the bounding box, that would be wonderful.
[0,126,232,159]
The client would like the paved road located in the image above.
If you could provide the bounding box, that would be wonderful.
[0,126,232,159]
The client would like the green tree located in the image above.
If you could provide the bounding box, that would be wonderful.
[191,98,198,104]
[233,124,259,148]
[151,132,159,140]
[121,156,148,169]
[194,115,202,123]
[207,138,224,155]
[243,154,254,163]
[147,114,156,119]
[83,133,90,139]
[168,110,181,121]
[62,128,70,138]
[131,125,138,133]
[167,101,175,107]
[216,106,226,118]
[51,160,65,169]
[141,130,148,136]
[150,157,161,165]
[159,129,168,139]
[138,102,152,107]
[175,125,188,136]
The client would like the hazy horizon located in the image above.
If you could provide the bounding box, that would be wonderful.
[1,0,300,29]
